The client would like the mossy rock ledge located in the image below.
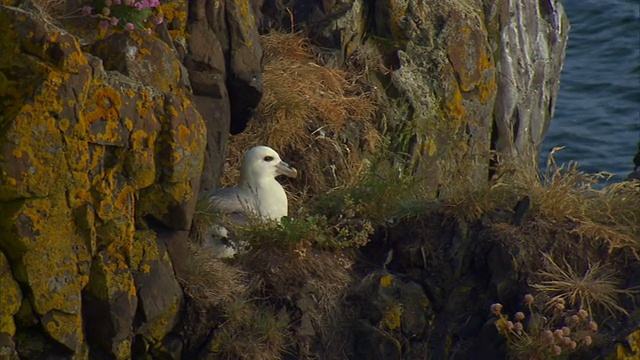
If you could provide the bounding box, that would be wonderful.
[1,0,638,359]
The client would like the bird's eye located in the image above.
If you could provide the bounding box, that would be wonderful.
[263,156,274,162]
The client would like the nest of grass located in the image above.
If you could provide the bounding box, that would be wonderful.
[221,31,381,209]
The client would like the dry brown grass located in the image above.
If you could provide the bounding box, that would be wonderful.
[179,245,250,309]
[208,305,292,360]
[481,148,640,259]
[222,31,381,207]
[531,252,635,318]
[240,246,355,356]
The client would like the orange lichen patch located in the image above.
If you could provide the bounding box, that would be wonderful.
[7,194,92,325]
[477,73,497,105]
[136,89,154,118]
[136,181,192,220]
[86,244,138,301]
[131,230,159,271]
[159,1,188,41]
[380,274,394,287]
[443,83,468,130]
[0,251,22,336]
[381,304,403,330]
[176,124,191,144]
[41,311,84,352]
[84,85,126,145]
[0,67,76,199]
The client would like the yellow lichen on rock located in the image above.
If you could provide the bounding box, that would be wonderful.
[0,251,22,336]
[614,330,640,359]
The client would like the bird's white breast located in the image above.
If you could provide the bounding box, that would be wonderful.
[251,179,288,221]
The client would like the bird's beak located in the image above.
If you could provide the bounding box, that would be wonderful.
[276,161,298,178]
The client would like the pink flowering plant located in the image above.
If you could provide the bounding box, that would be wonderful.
[81,0,163,31]
[491,294,598,359]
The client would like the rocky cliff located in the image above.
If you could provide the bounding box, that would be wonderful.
[1,0,638,359]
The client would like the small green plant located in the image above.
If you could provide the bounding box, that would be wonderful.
[492,294,597,359]
[81,0,162,31]
[233,214,373,251]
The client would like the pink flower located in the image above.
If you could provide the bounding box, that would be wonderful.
[578,309,589,319]
[514,322,523,332]
[552,345,562,356]
[113,0,121,4]
[523,294,534,306]
[104,0,112,6]
[124,22,135,31]
[110,17,119,26]
[153,16,164,25]
[124,0,134,6]
[542,330,554,344]
[584,335,593,346]
[554,329,564,339]
[98,20,109,29]
[505,321,515,331]
[515,312,525,321]
[588,321,598,331]
[561,326,571,336]
[81,5,92,16]
[490,303,503,315]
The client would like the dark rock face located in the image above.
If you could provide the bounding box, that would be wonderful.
[183,0,264,189]
[349,272,432,359]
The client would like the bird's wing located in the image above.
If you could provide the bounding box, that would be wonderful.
[205,186,255,216]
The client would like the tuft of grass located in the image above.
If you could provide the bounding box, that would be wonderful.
[485,148,639,258]
[209,305,292,360]
[531,253,636,318]
[178,245,250,309]
[311,158,432,225]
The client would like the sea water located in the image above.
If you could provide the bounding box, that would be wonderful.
[539,0,640,181]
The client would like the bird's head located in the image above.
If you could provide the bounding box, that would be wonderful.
[240,146,298,184]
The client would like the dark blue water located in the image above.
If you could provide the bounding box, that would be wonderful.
[539,0,640,181]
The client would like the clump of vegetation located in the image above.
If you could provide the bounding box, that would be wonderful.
[239,246,355,357]
[532,252,636,318]
[178,244,292,359]
[80,0,162,31]
[492,294,598,359]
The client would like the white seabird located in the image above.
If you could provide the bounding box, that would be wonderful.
[197,145,298,257]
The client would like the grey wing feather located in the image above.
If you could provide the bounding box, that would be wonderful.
[206,187,252,215]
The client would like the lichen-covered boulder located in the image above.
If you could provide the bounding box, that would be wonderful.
[0,251,21,360]
[0,4,205,358]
